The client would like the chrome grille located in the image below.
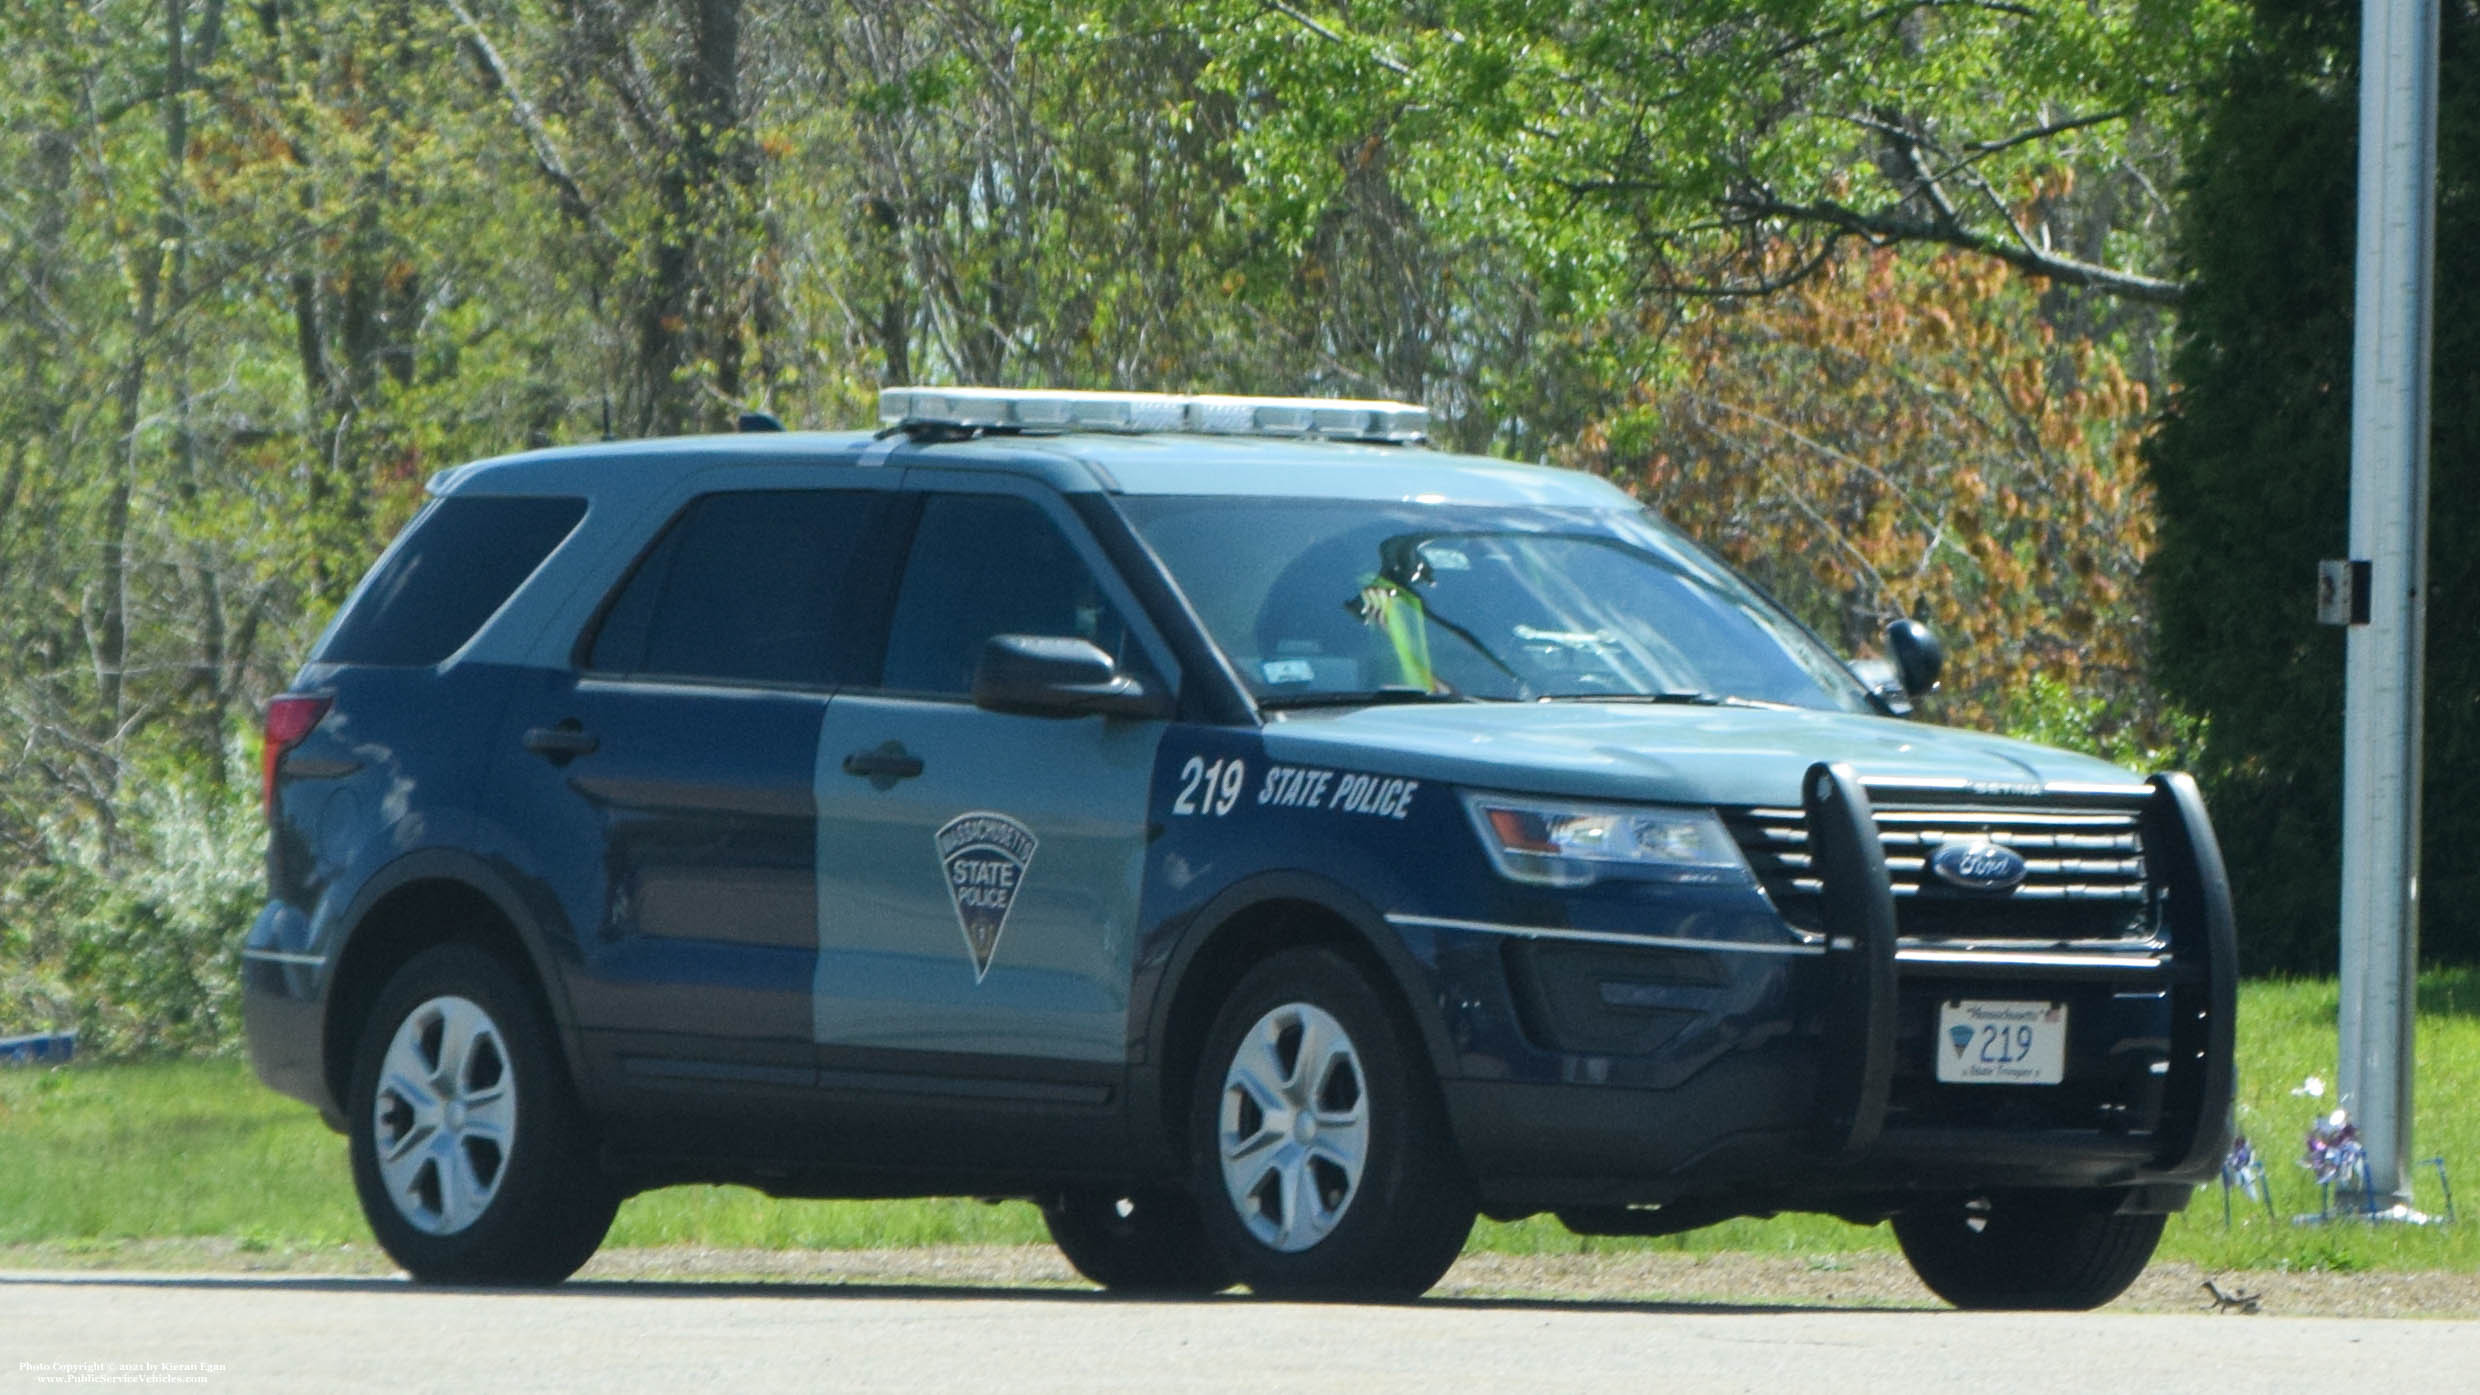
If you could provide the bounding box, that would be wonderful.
[1723,797,2158,946]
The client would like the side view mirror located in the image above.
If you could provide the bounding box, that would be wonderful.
[1884,619,1944,698]
[973,635,1169,720]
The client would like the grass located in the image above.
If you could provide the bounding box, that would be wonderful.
[6,971,2480,1272]
[0,1060,1051,1254]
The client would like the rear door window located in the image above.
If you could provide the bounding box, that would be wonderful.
[319,495,586,667]
[585,488,893,688]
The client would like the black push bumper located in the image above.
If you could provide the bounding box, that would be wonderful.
[1456,763,2237,1215]
[1802,761,2235,1186]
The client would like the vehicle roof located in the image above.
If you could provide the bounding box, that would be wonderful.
[429,428,1637,509]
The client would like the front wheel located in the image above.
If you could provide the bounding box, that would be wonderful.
[1892,1190,2165,1310]
[346,943,618,1284]
[1188,947,1475,1298]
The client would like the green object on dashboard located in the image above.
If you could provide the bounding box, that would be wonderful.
[1356,576,1437,692]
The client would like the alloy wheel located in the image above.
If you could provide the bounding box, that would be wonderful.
[1214,1001,1370,1252]
[370,994,517,1236]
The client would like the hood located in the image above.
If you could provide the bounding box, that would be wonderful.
[1257,701,2140,808]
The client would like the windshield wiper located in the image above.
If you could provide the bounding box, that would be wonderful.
[1541,690,1777,709]
[1257,687,1486,711]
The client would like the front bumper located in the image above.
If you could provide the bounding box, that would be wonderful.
[1443,764,2237,1215]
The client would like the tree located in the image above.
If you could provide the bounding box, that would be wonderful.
[2147,0,2480,970]
[0,0,2259,1050]
[1171,0,2233,311]
[434,0,780,436]
[0,0,591,1049]
[1563,242,2184,754]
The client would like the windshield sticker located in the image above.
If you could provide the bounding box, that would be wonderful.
[935,812,1039,982]
[1261,658,1316,685]
[1257,763,1418,820]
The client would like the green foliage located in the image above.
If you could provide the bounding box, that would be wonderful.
[1999,674,2208,777]
[2147,0,2480,970]
[1173,0,2235,310]
[0,748,264,1057]
[0,0,2261,1049]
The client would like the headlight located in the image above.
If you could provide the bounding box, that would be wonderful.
[1461,793,1755,889]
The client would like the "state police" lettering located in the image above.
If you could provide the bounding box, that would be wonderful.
[1256,764,1417,819]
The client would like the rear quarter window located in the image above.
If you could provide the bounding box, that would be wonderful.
[582,488,892,688]
[318,495,587,667]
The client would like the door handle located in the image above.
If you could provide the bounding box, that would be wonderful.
[842,742,925,781]
[524,722,600,762]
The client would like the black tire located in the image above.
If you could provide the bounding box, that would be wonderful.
[1892,1190,2166,1310]
[1187,946,1475,1298]
[1041,1186,1233,1293]
[346,943,618,1284]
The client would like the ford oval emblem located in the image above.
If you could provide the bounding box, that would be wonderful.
[1928,840,2029,893]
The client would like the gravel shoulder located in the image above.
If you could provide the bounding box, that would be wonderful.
[5,1239,2474,1319]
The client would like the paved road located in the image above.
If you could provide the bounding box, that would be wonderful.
[7,1271,2476,1394]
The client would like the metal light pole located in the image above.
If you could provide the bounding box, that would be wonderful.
[2336,0,2438,1212]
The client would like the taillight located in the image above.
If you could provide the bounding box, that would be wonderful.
[261,694,332,819]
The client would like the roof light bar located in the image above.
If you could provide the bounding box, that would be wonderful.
[877,387,1429,445]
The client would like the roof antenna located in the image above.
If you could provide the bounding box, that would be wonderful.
[737,410,786,433]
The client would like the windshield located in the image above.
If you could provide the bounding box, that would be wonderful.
[1119,497,1874,712]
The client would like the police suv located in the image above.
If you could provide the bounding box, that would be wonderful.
[244,388,2235,1306]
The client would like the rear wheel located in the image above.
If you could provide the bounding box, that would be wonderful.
[1188,947,1475,1298]
[1041,1186,1231,1293]
[1892,1190,2165,1310]
[346,943,617,1284]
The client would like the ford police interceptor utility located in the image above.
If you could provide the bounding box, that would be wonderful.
[244,388,2235,1306]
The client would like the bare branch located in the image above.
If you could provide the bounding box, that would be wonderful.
[1680,389,1954,545]
[1964,106,2134,157]
[440,0,619,252]
[1766,1,2042,65]
[1257,0,1413,77]
[1690,414,1894,600]
[1834,109,2041,261]
[571,0,672,153]
[2117,153,2174,222]
[1642,236,1845,299]
[1719,193,2186,305]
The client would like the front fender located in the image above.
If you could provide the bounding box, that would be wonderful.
[1125,868,1465,1176]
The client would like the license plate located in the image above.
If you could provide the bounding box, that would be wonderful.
[1935,1000,2067,1085]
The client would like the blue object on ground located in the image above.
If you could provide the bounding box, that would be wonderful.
[0,1031,77,1066]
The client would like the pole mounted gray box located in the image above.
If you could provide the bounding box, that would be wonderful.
[2318,558,2373,626]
